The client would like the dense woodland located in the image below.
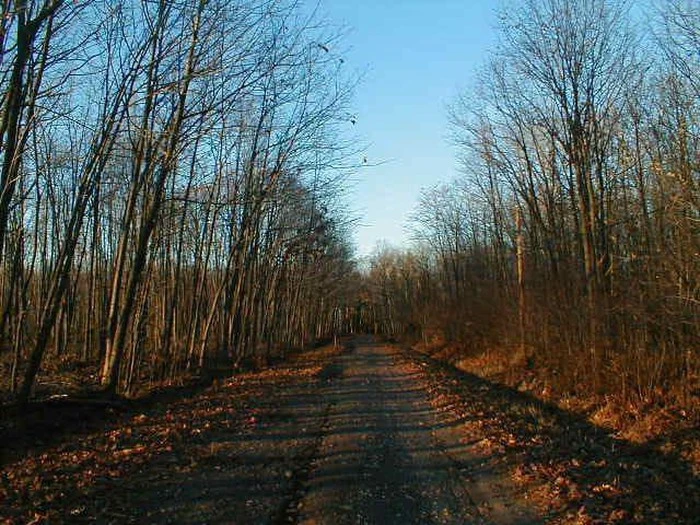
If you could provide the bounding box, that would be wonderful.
[2,0,700,415]
[3,3,700,523]
[0,0,362,404]
[365,0,700,408]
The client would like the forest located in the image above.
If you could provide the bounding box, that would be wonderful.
[2,1,700,522]
[0,0,698,420]
[0,0,361,405]
[364,0,700,417]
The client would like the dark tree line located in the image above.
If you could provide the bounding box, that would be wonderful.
[0,0,360,404]
[365,0,700,406]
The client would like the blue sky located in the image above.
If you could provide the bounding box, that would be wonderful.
[315,1,499,257]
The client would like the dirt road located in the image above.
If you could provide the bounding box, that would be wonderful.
[294,338,534,524]
[2,337,698,523]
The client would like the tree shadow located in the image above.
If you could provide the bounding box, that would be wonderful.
[9,338,696,523]
[0,372,234,467]
[415,350,700,523]
[6,339,538,524]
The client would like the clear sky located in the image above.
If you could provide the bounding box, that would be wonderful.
[315,0,499,257]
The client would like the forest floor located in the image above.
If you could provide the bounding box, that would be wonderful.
[1,337,699,524]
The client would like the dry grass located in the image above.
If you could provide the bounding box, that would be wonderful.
[414,338,700,476]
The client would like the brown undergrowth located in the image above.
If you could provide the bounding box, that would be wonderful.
[413,338,700,524]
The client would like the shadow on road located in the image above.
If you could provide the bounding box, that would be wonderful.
[5,337,696,523]
[290,338,537,524]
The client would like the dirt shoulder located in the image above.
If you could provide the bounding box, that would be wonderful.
[406,345,700,524]
[1,344,339,524]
